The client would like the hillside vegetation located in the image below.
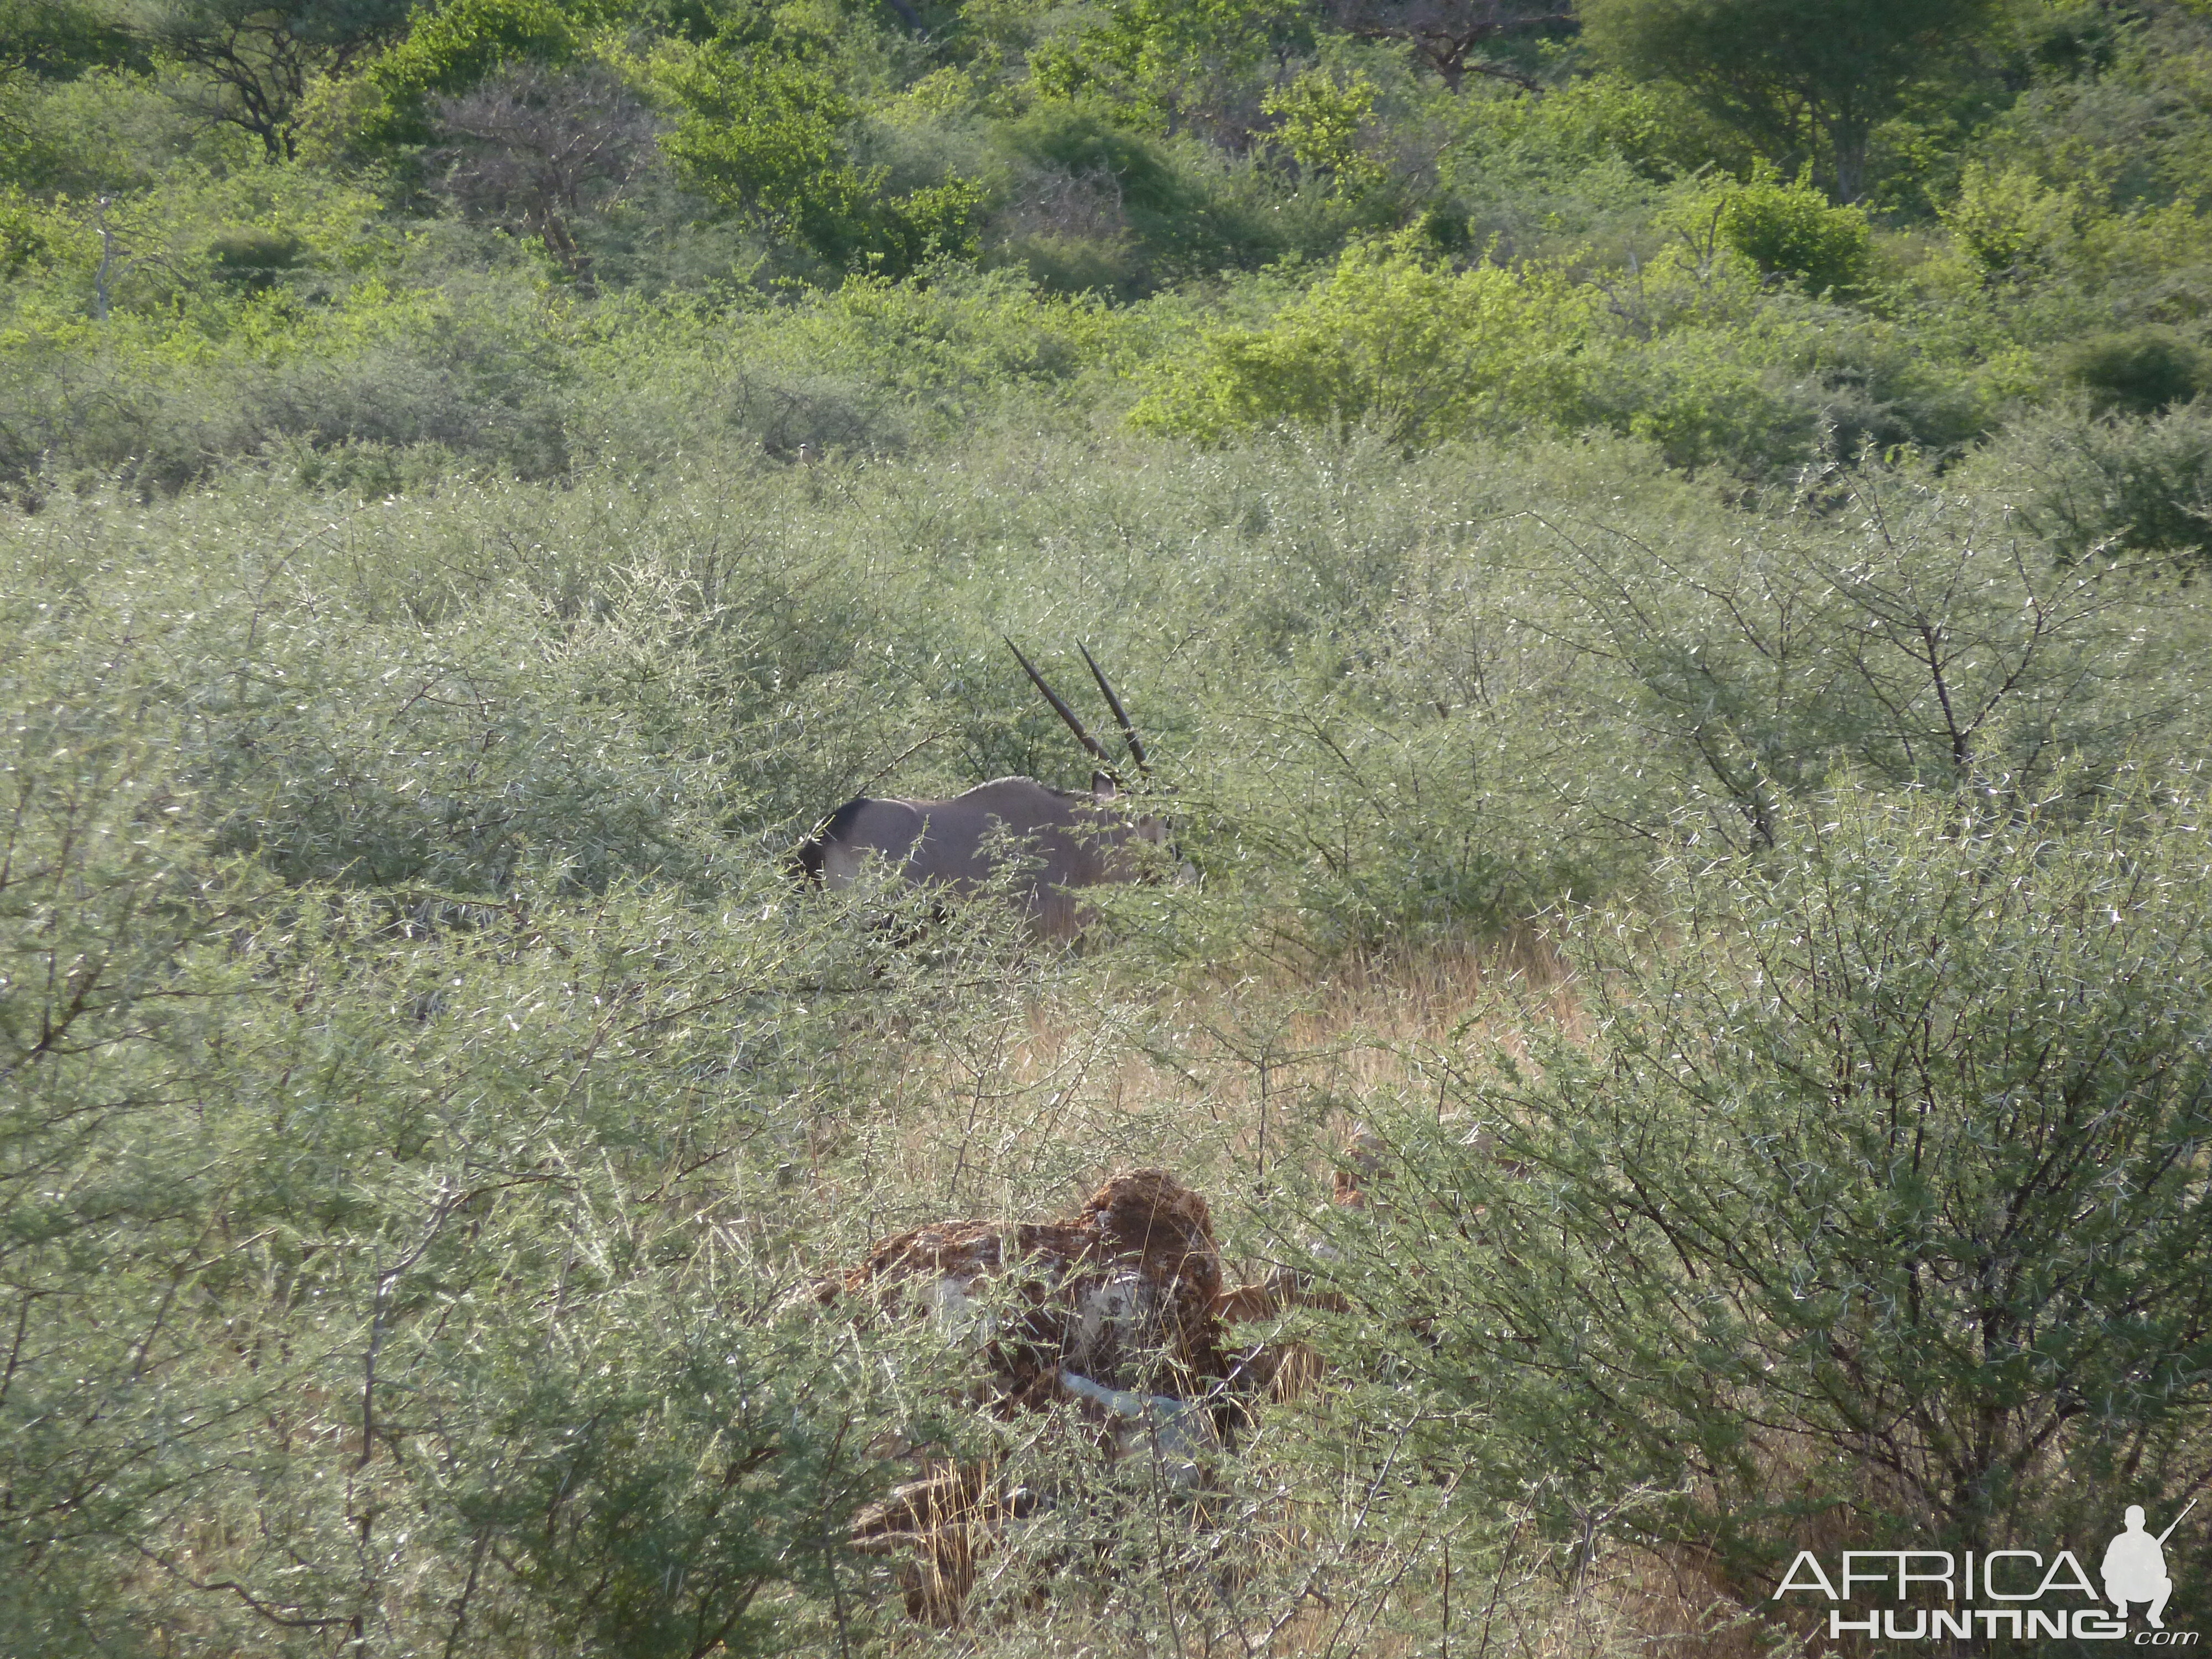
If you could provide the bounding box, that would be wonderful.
[7,0,2212,1654]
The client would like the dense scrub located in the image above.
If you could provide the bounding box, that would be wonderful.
[9,428,2212,1655]
[8,0,2212,1653]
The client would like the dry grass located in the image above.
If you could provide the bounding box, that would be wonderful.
[637,926,1851,1658]
[811,927,1647,1659]
[860,925,1582,1222]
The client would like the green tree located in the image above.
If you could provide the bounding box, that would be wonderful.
[146,0,413,158]
[652,31,982,273]
[1262,67,1387,199]
[354,0,591,147]
[1026,0,1307,139]
[1580,0,1998,202]
[1671,160,1871,293]
[1937,158,2083,283]
[0,0,138,89]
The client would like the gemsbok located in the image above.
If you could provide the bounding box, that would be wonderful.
[792,642,1172,940]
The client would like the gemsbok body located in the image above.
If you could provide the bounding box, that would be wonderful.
[794,644,1171,940]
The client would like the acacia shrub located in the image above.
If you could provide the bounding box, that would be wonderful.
[20,408,2204,956]
[0,498,1056,1653]
[1312,784,2212,1623]
[1965,399,2212,566]
[1504,456,2206,847]
[1130,232,1981,473]
[2060,325,2212,417]
[0,847,987,1655]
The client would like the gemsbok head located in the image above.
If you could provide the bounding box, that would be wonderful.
[792,642,1172,940]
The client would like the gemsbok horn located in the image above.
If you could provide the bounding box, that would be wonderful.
[791,643,1170,940]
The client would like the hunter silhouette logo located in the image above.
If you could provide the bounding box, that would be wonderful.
[2107,1501,2194,1630]
[1775,1499,2201,1642]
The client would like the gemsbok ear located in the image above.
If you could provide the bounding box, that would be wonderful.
[1092,771,1119,800]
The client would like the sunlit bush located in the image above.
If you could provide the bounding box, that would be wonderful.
[1130,232,1596,447]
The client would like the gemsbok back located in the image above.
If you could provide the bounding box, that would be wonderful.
[793,643,1170,940]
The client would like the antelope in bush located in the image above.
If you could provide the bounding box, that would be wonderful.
[792,642,1174,940]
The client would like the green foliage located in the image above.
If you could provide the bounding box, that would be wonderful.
[145,0,414,158]
[0,477,1082,1652]
[0,64,205,194]
[1,330,2210,1650]
[1687,160,1872,293]
[1969,399,2212,564]
[1261,67,1384,198]
[1449,68,1727,188]
[654,34,843,200]
[1132,231,1977,472]
[974,102,1307,292]
[1965,7,2212,219]
[995,102,1184,215]
[1420,73,1710,265]
[0,845,931,1653]
[1581,0,1998,202]
[9,0,2212,1651]
[2062,324,2212,416]
[1514,457,2201,845]
[1025,0,1306,132]
[395,1280,891,1658]
[355,0,591,144]
[1321,784,2212,1612]
[0,0,139,85]
[0,181,42,269]
[652,31,982,273]
[1131,233,1594,446]
[1937,157,2084,283]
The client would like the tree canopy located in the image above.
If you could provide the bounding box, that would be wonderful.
[1580,0,2000,200]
